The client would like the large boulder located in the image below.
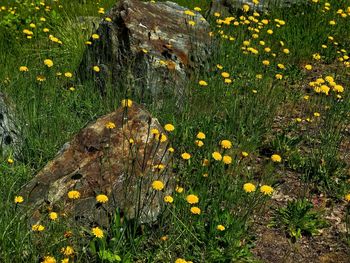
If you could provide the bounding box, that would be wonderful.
[78,0,211,106]
[20,104,174,227]
[0,93,21,158]
[210,0,307,14]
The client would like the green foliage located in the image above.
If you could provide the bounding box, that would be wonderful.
[270,199,328,241]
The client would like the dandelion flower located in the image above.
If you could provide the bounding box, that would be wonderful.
[271,154,282,162]
[64,72,73,78]
[105,122,116,129]
[196,132,206,139]
[96,194,109,203]
[260,185,274,195]
[67,190,80,199]
[190,206,201,215]
[305,64,312,70]
[92,34,99,39]
[121,99,132,107]
[7,158,14,164]
[217,224,225,231]
[181,152,191,160]
[44,59,53,67]
[41,256,56,263]
[49,212,58,221]
[243,183,256,193]
[198,80,208,86]
[152,180,164,191]
[164,124,175,132]
[175,259,187,263]
[222,155,232,164]
[221,72,230,78]
[61,246,74,256]
[212,151,222,161]
[92,227,104,238]
[164,195,174,203]
[242,151,249,157]
[195,140,204,147]
[14,196,24,204]
[176,186,184,193]
[93,66,100,72]
[220,140,232,149]
[345,193,350,202]
[32,224,45,231]
[186,194,199,204]
[19,66,29,72]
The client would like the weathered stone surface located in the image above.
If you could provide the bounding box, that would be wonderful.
[0,93,21,158]
[210,0,307,14]
[78,0,211,106]
[20,104,174,226]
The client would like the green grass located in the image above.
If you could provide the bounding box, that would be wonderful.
[1,0,350,262]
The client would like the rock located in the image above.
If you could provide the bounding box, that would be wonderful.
[20,103,174,227]
[0,93,21,158]
[78,0,211,107]
[210,0,307,14]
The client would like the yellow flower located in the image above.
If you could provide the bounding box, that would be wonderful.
[186,194,199,204]
[14,196,24,204]
[96,194,109,203]
[164,195,174,203]
[221,72,230,78]
[256,74,263,79]
[198,80,208,86]
[329,20,336,25]
[121,99,132,107]
[267,29,273,34]
[216,64,223,70]
[196,132,206,139]
[188,20,196,26]
[217,224,225,231]
[345,193,350,202]
[314,112,320,117]
[19,66,29,72]
[262,60,270,66]
[92,227,104,238]
[43,28,50,33]
[168,147,175,153]
[44,59,53,67]
[105,17,112,22]
[224,78,232,84]
[305,64,312,70]
[271,154,282,162]
[164,124,175,132]
[41,256,56,263]
[194,7,201,11]
[7,158,14,164]
[49,212,58,221]
[275,74,283,80]
[334,85,344,93]
[92,34,99,39]
[176,186,184,193]
[37,75,46,82]
[61,246,74,256]
[184,10,195,16]
[283,48,290,54]
[32,224,45,231]
[220,140,232,149]
[222,155,232,164]
[260,185,274,195]
[195,140,204,147]
[93,65,100,72]
[64,72,73,78]
[190,206,201,215]
[243,183,256,193]
[212,151,222,161]
[67,190,81,199]
[202,158,210,166]
[175,259,187,263]
[242,151,249,157]
[242,4,249,12]
[105,122,116,129]
[181,152,191,160]
[152,180,164,191]
[156,133,167,142]
[214,12,220,17]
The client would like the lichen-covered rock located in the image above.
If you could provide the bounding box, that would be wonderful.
[78,0,211,106]
[210,0,307,14]
[0,93,21,158]
[20,104,174,227]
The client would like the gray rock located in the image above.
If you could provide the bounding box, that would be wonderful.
[20,103,174,227]
[78,0,212,107]
[0,93,21,158]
